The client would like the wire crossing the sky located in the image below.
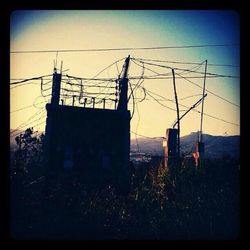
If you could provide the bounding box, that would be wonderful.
[131,57,240,68]
[10,56,240,131]
[131,58,240,108]
[10,44,239,54]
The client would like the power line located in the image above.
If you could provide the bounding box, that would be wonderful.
[10,74,53,85]
[62,80,116,89]
[10,109,46,136]
[10,74,239,89]
[179,94,202,100]
[10,78,51,81]
[91,57,125,78]
[176,73,240,108]
[133,59,239,79]
[142,87,240,127]
[130,131,164,139]
[11,74,239,82]
[132,59,240,108]
[10,44,239,54]
[65,75,115,82]
[11,100,47,114]
[10,81,40,89]
[132,57,206,77]
[131,57,240,68]
[10,79,239,127]
[64,75,237,81]
[145,91,178,112]
[9,56,239,128]
[10,119,46,139]
[201,113,240,127]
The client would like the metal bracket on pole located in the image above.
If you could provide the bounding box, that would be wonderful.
[173,94,207,128]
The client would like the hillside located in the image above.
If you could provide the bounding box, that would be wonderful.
[131,132,240,159]
[11,129,240,159]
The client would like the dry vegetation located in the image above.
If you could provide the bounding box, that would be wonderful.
[10,128,240,240]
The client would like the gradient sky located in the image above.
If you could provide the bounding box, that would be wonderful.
[10,10,240,139]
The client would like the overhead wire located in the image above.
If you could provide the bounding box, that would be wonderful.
[10,81,39,89]
[175,72,240,108]
[10,109,46,138]
[10,44,239,54]
[133,59,239,79]
[11,108,45,134]
[11,100,47,114]
[10,74,53,85]
[132,58,240,108]
[131,57,240,68]
[130,131,164,139]
[143,87,240,126]
[10,56,240,132]
[128,60,145,102]
[132,80,240,127]
[131,57,205,79]
[11,119,47,139]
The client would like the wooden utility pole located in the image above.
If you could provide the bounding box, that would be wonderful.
[199,60,208,143]
[198,60,207,167]
[172,69,180,159]
[117,55,130,111]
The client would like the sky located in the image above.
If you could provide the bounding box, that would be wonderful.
[10,10,240,140]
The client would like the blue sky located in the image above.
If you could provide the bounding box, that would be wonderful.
[10,10,240,137]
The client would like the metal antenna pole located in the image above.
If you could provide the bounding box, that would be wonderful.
[60,60,63,74]
[199,60,208,143]
[172,69,180,159]
[55,51,58,70]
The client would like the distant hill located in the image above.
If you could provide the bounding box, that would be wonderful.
[10,129,240,159]
[131,132,240,159]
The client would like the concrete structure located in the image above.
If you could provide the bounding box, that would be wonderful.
[44,56,131,192]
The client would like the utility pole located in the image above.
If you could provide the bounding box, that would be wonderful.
[51,67,62,106]
[199,60,208,143]
[45,65,62,171]
[117,55,130,111]
[116,55,131,188]
[198,60,207,166]
[172,69,180,160]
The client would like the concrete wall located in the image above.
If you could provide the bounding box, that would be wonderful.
[45,104,130,177]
